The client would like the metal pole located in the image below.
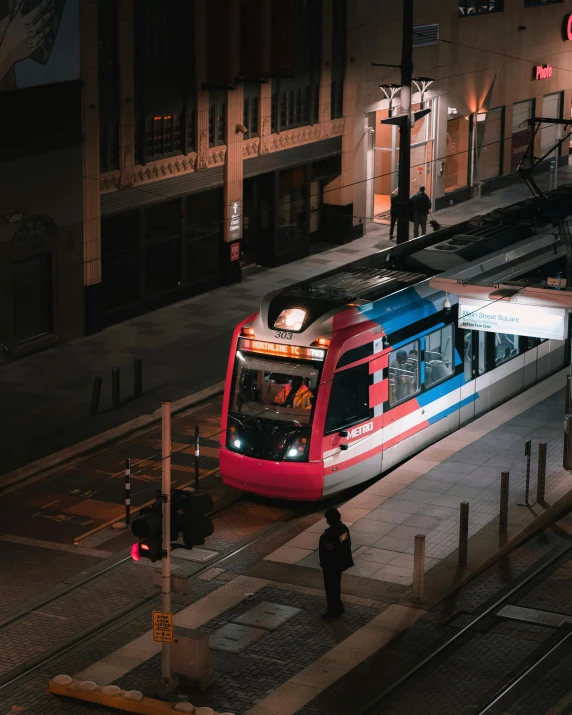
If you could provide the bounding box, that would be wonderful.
[413,534,425,604]
[396,0,413,245]
[537,442,547,503]
[194,424,200,492]
[161,402,172,683]
[520,440,532,507]
[125,457,131,527]
[134,358,142,398]
[112,367,120,409]
[458,501,469,568]
[499,472,509,536]
[90,376,102,416]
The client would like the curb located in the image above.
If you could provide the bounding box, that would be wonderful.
[0,381,225,493]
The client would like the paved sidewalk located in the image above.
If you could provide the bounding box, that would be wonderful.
[8,368,570,715]
[1,165,571,477]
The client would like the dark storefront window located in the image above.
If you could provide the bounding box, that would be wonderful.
[13,254,53,343]
[525,0,561,5]
[277,166,307,258]
[144,200,182,297]
[101,211,141,311]
[187,189,223,283]
[458,0,503,15]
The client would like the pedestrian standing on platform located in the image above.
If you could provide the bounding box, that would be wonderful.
[411,185,432,238]
[319,507,354,618]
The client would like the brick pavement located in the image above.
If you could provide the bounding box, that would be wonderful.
[2,166,570,476]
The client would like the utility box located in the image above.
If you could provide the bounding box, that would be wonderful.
[171,626,216,690]
[564,414,572,469]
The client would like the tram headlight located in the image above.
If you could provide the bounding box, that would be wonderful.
[284,435,309,461]
[227,425,244,453]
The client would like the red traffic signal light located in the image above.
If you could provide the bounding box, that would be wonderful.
[131,505,163,562]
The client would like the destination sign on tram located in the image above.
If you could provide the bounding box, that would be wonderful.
[459,299,568,341]
[239,338,326,361]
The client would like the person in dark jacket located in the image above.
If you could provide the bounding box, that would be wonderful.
[319,507,354,618]
[411,185,432,238]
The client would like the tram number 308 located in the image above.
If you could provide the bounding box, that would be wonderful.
[275,331,293,340]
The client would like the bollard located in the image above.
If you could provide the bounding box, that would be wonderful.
[413,534,425,604]
[519,441,533,507]
[537,442,547,503]
[125,457,131,526]
[499,471,509,536]
[194,425,200,491]
[112,367,120,409]
[90,376,102,416]
[134,358,142,398]
[458,501,469,568]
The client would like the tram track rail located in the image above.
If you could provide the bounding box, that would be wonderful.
[358,526,572,715]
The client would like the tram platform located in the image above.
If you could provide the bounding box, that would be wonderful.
[35,368,572,715]
[3,164,572,478]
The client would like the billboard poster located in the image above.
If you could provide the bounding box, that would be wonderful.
[0,0,79,91]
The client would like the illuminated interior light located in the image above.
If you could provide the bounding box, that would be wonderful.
[274,308,306,332]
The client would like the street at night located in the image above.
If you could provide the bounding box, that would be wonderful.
[4,1,572,714]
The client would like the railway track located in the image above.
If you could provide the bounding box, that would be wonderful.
[358,522,572,715]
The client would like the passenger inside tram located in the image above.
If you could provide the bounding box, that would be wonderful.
[232,355,319,425]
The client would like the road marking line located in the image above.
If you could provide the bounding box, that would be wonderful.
[72,467,220,543]
[244,604,424,715]
[75,575,267,685]
[0,534,111,558]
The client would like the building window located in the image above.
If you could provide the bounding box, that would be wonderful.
[243,85,260,139]
[100,122,119,173]
[209,99,226,147]
[186,105,196,153]
[458,0,503,16]
[144,199,182,297]
[389,341,420,406]
[331,79,344,120]
[524,0,562,6]
[541,92,563,158]
[277,86,315,131]
[145,113,182,159]
[271,92,278,133]
[325,364,372,433]
[425,326,455,388]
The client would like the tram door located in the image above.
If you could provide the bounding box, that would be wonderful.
[460,329,486,423]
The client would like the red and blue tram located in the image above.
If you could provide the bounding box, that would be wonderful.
[220,200,570,500]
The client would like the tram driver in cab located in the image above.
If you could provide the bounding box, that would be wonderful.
[273,376,313,409]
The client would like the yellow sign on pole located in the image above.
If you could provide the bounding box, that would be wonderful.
[152,610,174,643]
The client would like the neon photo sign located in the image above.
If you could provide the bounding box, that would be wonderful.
[534,64,552,80]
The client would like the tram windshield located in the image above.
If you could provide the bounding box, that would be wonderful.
[231,352,320,426]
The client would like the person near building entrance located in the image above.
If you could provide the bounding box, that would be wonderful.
[389,188,399,240]
[319,507,354,618]
[411,185,432,238]
[273,376,313,409]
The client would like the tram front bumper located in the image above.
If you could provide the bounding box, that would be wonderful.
[220,447,324,500]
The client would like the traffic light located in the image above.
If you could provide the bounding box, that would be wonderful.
[130,503,163,562]
[171,489,214,548]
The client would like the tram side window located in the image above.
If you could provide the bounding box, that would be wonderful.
[426,325,454,388]
[495,333,519,366]
[389,340,420,406]
[325,364,371,433]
